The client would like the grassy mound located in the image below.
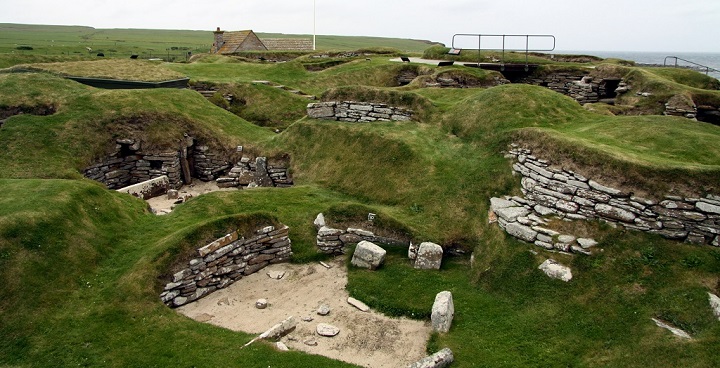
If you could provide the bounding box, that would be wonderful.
[5,59,188,82]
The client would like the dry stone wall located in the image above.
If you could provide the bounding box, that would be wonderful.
[160,224,292,308]
[499,146,720,248]
[84,138,293,195]
[314,213,407,254]
[307,101,413,122]
[519,73,626,105]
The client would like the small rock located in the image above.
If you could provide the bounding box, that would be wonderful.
[314,213,326,229]
[538,259,573,282]
[267,270,286,280]
[408,242,419,260]
[304,339,318,346]
[317,304,331,316]
[557,235,576,244]
[276,342,289,351]
[348,297,370,312]
[166,189,179,200]
[414,242,443,270]
[316,323,340,337]
[255,299,268,309]
[319,261,332,269]
[709,293,720,321]
[302,316,314,322]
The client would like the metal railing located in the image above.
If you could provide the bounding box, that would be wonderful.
[663,56,719,75]
[451,34,556,67]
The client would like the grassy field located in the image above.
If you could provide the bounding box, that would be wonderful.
[2,26,720,367]
[0,23,436,62]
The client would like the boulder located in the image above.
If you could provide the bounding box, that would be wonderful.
[414,242,443,270]
[316,323,340,337]
[408,348,454,368]
[431,291,454,333]
[351,241,386,270]
[538,259,573,282]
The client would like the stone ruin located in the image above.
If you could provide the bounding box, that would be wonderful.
[160,224,292,308]
[83,137,293,199]
[491,145,720,251]
[307,101,413,122]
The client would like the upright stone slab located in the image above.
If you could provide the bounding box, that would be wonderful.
[351,241,386,270]
[431,291,454,333]
[414,242,443,270]
[254,157,274,187]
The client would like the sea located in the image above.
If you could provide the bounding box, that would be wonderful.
[556,50,720,80]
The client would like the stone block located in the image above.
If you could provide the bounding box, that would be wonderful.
[595,203,636,222]
[431,291,454,333]
[505,222,538,242]
[414,242,443,270]
[351,241,386,270]
[313,213,326,229]
[494,206,530,222]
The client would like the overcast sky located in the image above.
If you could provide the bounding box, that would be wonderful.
[2,0,719,52]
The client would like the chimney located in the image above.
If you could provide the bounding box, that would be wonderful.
[213,27,225,53]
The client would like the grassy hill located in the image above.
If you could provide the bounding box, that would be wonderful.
[2,27,720,367]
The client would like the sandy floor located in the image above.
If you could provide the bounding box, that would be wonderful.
[177,258,432,368]
[146,181,237,215]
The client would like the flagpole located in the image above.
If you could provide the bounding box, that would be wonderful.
[313,0,316,50]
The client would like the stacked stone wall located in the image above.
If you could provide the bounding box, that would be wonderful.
[160,224,292,308]
[314,214,407,254]
[84,138,293,193]
[519,73,627,105]
[499,146,720,247]
[307,101,413,122]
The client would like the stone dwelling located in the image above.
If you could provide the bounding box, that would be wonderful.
[211,27,313,53]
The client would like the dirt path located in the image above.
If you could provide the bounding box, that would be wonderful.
[177,258,431,368]
[146,181,237,215]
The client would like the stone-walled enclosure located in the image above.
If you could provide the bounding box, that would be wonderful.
[307,101,413,122]
[84,137,292,194]
[314,213,407,254]
[494,146,720,250]
[519,73,625,105]
[160,224,292,308]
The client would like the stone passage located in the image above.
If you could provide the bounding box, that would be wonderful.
[307,101,413,122]
[499,146,720,247]
[160,225,292,308]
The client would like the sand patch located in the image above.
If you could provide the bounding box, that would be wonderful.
[177,258,431,368]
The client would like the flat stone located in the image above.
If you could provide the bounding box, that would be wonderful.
[302,316,314,322]
[408,348,454,368]
[276,342,290,351]
[494,206,530,222]
[347,297,370,312]
[534,205,555,216]
[431,291,454,333]
[414,242,444,270]
[505,222,539,242]
[304,339,318,346]
[595,203,636,222]
[557,235,576,244]
[316,323,340,337]
[588,180,623,196]
[317,304,331,316]
[577,238,598,248]
[347,228,374,237]
[538,259,573,282]
[318,226,345,237]
[651,318,692,339]
[351,241,386,270]
[255,299,268,309]
[490,197,518,211]
[697,201,720,215]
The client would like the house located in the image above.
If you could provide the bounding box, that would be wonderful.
[212,27,314,54]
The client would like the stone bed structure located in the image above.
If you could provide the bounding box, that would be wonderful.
[84,137,292,192]
[307,101,413,122]
[160,224,292,308]
[493,146,720,250]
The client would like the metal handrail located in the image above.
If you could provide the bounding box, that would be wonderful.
[663,56,719,75]
[451,34,556,66]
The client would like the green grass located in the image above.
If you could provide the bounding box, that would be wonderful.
[2,33,720,368]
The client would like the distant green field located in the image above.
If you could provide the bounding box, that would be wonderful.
[0,23,437,61]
